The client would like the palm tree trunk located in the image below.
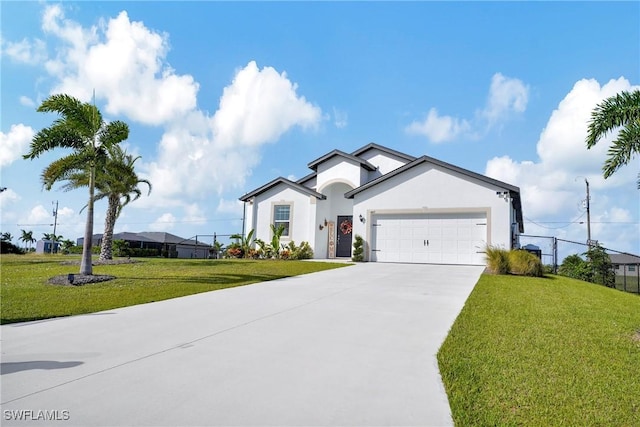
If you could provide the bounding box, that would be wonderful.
[80,165,95,275]
[100,195,119,261]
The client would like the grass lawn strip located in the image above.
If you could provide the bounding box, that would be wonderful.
[1,255,349,324]
[438,273,640,426]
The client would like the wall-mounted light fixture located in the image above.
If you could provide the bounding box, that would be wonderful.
[359,214,365,223]
[324,218,328,226]
[496,191,510,201]
[319,224,324,230]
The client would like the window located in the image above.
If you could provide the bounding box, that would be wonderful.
[273,204,291,237]
[629,265,636,272]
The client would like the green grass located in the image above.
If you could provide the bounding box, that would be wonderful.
[438,273,640,426]
[0,254,349,324]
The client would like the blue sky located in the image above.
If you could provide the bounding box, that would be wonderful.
[1,1,639,260]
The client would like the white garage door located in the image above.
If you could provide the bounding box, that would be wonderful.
[371,212,487,265]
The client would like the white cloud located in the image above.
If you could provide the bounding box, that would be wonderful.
[407,72,528,143]
[333,107,348,129]
[143,61,322,206]
[41,5,198,125]
[0,188,20,206]
[0,124,35,167]
[24,205,52,225]
[1,37,47,64]
[406,108,471,143]
[212,61,321,149]
[216,198,244,216]
[486,77,639,253]
[482,73,529,125]
[19,96,36,107]
[149,213,176,231]
[183,203,206,225]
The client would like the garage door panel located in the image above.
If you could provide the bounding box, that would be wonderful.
[371,212,487,265]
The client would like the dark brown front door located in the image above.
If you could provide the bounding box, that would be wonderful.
[336,216,353,257]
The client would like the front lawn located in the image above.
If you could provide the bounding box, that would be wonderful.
[0,254,349,324]
[438,273,640,426]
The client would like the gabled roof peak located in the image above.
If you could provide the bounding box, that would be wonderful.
[307,149,377,171]
[351,142,416,162]
[239,177,326,202]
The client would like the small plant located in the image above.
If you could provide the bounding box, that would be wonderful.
[287,241,314,260]
[352,235,364,262]
[484,245,510,274]
[508,250,543,277]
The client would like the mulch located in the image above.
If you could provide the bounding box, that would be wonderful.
[48,274,116,286]
[49,258,139,286]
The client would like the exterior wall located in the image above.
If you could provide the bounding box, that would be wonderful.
[176,244,211,259]
[351,163,515,262]
[316,157,364,190]
[249,184,317,250]
[614,264,639,276]
[357,149,411,181]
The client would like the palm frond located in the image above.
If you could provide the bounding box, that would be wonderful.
[37,94,103,138]
[24,124,85,159]
[602,121,640,178]
[41,153,92,190]
[586,90,640,148]
[98,121,129,148]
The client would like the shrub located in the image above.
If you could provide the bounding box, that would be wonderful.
[352,235,364,262]
[484,246,510,274]
[225,245,243,259]
[558,254,590,281]
[0,241,25,254]
[128,248,160,257]
[287,241,314,260]
[508,250,544,277]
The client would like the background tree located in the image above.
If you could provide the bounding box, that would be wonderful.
[1,232,24,254]
[24,94,129,274]
[48,145,151,260]
[586,90,640,188]
[20,230,36,251]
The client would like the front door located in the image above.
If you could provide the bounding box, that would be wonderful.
[336,215,353,257]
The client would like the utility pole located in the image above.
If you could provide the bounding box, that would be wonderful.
[585,179,591,247]
[52,200,59,253]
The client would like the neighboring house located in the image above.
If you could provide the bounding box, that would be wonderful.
[239,143,524,265]
[610,253,640,276]
[77,232,211,259]
[35,239,61,254]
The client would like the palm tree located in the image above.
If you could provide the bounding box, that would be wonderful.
[24,94,129,274]
[47,145,151,260]
[586,90,640,187]
[20,229,36,251]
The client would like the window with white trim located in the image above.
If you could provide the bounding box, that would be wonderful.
[273,204,291,237]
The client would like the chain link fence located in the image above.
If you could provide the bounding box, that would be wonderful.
[519,234,639,295]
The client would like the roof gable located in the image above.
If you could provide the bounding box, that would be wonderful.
[307,149,376,172]
[239,177,326,202]
[351,142,416,162]
[345,155,524,232]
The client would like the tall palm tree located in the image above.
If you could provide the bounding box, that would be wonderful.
[586,89,640,187]
[48,145,151,260]
[20,229,36,251]
[24,94,129,274]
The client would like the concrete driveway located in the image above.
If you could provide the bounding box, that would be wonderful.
[1,263,483,426]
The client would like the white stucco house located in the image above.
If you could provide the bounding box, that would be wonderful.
[239,143,523,265]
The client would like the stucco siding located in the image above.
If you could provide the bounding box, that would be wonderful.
[316,157,363,190]
[357,149,411,180]
[351,163,514,261]
[250,185,316,248]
